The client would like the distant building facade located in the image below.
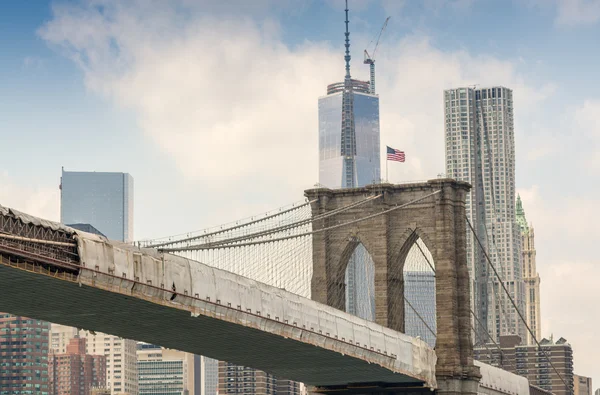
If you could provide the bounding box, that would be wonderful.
[403,271,436,347]
[49,337,107,395]
[218,362,300,395]
[474,335,574,395]
[0,314,50,395]
[137,344,198,395]
[50,324,79,354]
[60,169,134,242]
[79,331,138,395]
[574,375,592,395]
[200,356,218,395]
[66,223,107,238]
[50,325,138,395]
[516,195,542,344]
[444,86,526,342]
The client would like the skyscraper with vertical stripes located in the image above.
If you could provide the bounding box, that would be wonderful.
[444,86,526,343]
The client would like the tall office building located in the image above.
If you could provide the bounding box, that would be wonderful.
[444,86,526,342]
[50,325,138,395]
[516,195,542,344]
[49,337,107,395]
[0,314,50,395]
[317,0,379,321]
[58,169,138,395]
[137,344,199,395]
[60,169,134,242]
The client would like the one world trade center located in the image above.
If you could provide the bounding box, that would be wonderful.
[317,1,380,320]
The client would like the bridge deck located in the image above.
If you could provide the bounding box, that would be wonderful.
[0,204,436,390]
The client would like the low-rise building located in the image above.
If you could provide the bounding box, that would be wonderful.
[574,375,592,395]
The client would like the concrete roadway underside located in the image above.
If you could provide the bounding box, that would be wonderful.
[0,259,429,394]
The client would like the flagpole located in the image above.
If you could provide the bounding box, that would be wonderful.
[386,159,388,182]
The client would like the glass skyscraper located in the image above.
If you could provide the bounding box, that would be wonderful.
[317,3,380,321]
[444,86,526,343]
[318,82,380,189]
[60,169,134,242]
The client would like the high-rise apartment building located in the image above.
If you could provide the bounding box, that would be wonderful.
[574,375,592,395]
[444,86,525,342]
[219,363,277,395]
[60,169,134,242]
[50,325,138,395]
[137,344,199,395]
[0,314,50,395]
[516,195,541,344]
[218,363,300,395]
[474,335,574,395]
[49,337,107,395]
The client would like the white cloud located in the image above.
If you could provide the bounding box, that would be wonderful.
[556,0,600,25]
[0,172,60,221]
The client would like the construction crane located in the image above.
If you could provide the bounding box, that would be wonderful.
[363,16,390,95]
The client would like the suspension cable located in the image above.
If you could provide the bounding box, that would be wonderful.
[466,216,571,391]
[160,190,441,252]
[146,199,316,248]
[181,195,383,249]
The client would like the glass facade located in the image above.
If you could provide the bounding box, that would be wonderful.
[353,93,381,187]
[318,91,380,189]
[60,170,134,242]
[404,271,436,348]
[318,83,380,321]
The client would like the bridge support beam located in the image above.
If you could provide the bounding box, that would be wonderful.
[306,180,481,394]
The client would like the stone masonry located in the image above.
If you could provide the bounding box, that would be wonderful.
[305,179,481,395]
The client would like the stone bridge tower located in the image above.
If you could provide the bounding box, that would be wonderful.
[305,179,481,395]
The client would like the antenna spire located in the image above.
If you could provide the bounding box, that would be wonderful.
[344,0,351,80]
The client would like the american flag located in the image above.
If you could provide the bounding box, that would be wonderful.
[386,146,405,162]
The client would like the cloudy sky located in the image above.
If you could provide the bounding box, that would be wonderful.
[1,0,599,385]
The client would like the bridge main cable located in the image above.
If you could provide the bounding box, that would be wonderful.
[160,190,441,252]
[145,200,316,248]
[170,194,383,250]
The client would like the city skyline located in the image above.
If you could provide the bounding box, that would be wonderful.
[1,0,598,387]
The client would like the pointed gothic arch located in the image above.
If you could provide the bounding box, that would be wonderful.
[306,180,481,395]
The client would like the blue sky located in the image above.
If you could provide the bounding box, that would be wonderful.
[1,0,600,386]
